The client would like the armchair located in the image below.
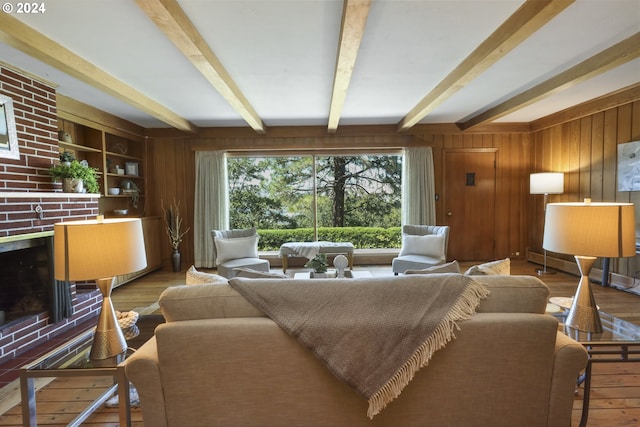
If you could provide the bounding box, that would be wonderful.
[392,225,449,275]
[211,227,270,278]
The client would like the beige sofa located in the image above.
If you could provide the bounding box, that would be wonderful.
[125,274,587,427]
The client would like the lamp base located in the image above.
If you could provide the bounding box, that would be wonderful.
[90,277,127,363]
[566,256,603,333]
[536,268,556,275]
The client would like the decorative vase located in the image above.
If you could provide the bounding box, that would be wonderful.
[171,248,181,272]
[62,178,83,193]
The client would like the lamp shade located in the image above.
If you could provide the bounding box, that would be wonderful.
[543,202,635,258]
[530,172,564,195]
[54,218,147,281]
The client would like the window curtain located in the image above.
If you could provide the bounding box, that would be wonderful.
[194,151,229,268]
[402,146,436,225]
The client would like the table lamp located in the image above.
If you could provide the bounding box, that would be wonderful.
[54,217,147,363]
[543,200,635,332]
[530,172,564,275]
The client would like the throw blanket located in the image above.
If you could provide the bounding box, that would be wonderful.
[279,241,351,259]
[229,274,489,418]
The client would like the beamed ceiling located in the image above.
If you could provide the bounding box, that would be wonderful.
[0,0,638,135]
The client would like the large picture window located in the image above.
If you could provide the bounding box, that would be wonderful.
[228,154,402,248]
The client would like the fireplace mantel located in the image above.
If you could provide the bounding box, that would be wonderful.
[0,192,101,199]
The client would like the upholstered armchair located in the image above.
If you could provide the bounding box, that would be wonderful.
[211,227,270,278]
[392,225,450,275]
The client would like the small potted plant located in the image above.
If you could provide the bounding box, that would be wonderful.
[305,253,332,278]
[49,160,100,193]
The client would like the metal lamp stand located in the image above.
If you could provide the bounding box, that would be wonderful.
[537,192,556,276]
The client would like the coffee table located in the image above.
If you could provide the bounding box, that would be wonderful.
[20,328,132,427]
[293,270,373,279]
[550,304,640,427]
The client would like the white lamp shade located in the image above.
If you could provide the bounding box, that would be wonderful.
[543,202,635,258]
[54,218,147,281]
[530,172,564,195]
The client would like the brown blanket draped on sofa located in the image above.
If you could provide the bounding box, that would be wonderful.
[229,274,490,418]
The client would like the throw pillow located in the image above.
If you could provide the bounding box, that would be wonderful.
[464,258,511,276]
[214,235,259,265]
[399,234,445,260]
[186,265,228,285]
[233,267,289,279]
[405,260,461,275]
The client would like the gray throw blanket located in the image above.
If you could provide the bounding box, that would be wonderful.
[229,274,489,418]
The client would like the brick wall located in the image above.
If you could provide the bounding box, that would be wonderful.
[0,64,58,193]
[0,65,101,363]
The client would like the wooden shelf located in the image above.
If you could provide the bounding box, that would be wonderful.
[58,118,147,217]
[59,141,102,153]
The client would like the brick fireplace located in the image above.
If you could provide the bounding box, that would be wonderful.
[0,64,102,365]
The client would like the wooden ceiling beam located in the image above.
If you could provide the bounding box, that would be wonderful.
[397,0,574,132]
[136,0,266,134]
[0,12,198,134]
[328,0,371,133]
[458,32,640,130]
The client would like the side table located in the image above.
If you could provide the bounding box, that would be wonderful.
[20,328,131,427]
[550,302,640,427]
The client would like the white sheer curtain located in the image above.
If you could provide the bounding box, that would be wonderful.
[194,151,229,267]
[402,146,436,225]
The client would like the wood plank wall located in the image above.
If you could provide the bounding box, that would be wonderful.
[529,98,640,278]
[148,128,531,268]
[123,86,640,274]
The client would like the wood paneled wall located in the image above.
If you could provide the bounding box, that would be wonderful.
[142,92,640,278]
[529,99,640,278]
[149,127,532,268]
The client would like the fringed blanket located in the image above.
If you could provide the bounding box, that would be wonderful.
[229,274,489,418]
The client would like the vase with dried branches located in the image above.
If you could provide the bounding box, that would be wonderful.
[162,199,190,272]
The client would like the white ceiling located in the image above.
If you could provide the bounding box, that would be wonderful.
[0,0,638,132]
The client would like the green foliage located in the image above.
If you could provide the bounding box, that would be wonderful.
[257,227,401,251]
[48,160,100,193]
[228,155,402,231]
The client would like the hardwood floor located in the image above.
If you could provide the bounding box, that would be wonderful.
[1,260,640,426]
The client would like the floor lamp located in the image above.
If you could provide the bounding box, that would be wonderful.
[54,217,147,365]
[543,201,635,332]
[530,172,564,275]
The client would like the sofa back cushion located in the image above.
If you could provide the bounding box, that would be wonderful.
[160,283,265,322]
[159,274,549,322]
[474,274,549,313]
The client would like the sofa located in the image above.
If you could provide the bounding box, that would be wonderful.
[124,274,587,427]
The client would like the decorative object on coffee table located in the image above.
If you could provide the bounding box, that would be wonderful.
[333,254,349,278]
[54,217,147,364]
[305,253,329,276]
[543,200,635,332]
[162,199,190,272]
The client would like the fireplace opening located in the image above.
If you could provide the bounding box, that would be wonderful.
[0,236,53,327]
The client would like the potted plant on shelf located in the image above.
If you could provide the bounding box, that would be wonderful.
[305,253,330,278]
[162,199,190,272]
[48,160,100,193]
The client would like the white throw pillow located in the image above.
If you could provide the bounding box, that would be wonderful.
[399,234,445,260]
[185,265,228,285]
[465,258,511,276]
[215,235,259,265]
